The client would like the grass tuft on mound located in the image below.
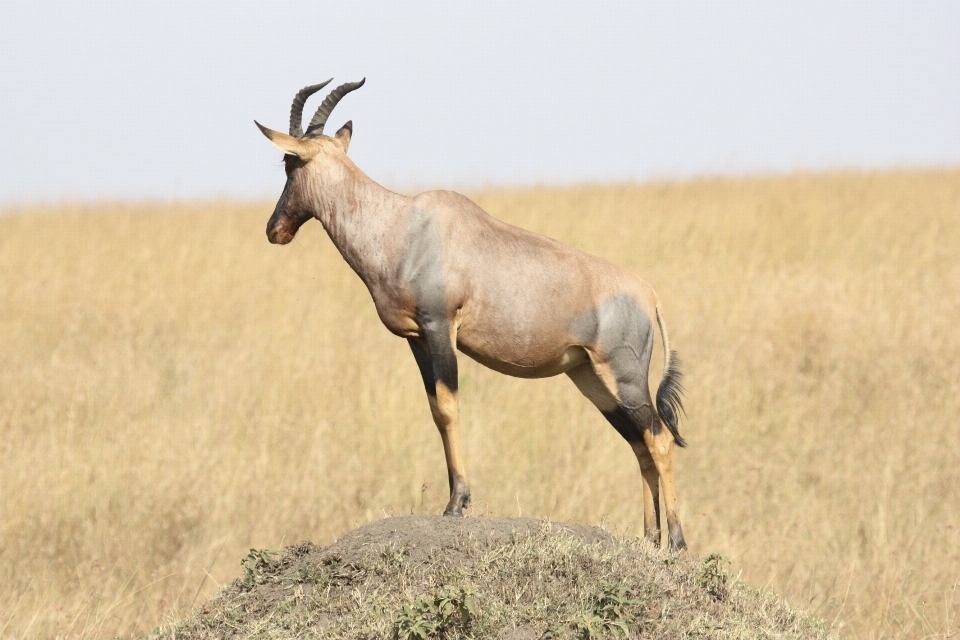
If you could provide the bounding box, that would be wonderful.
[154,516,834,639]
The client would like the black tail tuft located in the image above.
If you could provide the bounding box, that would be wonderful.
[656,350,687,448]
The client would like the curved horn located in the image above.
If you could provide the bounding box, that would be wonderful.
[289,79,333,138]
[305,78,366,138]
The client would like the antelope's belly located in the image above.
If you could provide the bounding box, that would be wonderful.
[456,340,588,379]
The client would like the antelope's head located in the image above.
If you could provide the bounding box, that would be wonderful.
[255,78,365,244]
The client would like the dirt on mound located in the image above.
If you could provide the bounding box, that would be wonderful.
[319,516,616,566]
[155,516,833,639]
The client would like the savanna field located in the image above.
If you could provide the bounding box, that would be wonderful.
[1,170,959,638]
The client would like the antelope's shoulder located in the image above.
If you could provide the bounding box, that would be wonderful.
[408,189,490,224]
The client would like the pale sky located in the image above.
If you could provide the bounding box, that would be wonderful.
[1,1,958,204]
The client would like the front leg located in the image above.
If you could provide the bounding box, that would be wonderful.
[408,323,471,516]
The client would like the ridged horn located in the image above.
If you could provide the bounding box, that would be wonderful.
[288,79,333,138]
[305,78,366,138]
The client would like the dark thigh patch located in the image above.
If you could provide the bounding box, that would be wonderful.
[602,406,644,443]
[572,294,655,408]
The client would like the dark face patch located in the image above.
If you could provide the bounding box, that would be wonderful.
[266,156,313,244]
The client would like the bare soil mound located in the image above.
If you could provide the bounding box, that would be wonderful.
[155,516,833,639]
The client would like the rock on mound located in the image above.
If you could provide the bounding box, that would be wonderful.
[156,516,833,639]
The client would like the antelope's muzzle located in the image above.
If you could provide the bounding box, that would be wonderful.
[266,219,295,245]
[266,206,303,245]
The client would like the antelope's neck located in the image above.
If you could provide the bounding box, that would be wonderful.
[310,159,407,287]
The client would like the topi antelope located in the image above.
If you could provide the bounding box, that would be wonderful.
[255,78,689,549]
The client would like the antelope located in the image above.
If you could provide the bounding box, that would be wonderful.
[255,78,689,549]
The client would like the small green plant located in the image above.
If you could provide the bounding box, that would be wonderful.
[241,548,279,589]
[292,562,332,587]
[695,553,730,601]
[395,585,479,640]
[572,612,607,639]
[593,581,635,626]
[396,602,439,640]
[572,581,635,638]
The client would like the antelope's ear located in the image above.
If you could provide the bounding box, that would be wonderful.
[334,121,353,153]
[254,121,320,161]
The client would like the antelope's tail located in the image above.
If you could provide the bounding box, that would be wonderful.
[654,303,687,448]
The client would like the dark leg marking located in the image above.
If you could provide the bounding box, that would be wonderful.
[408,337,436,397]
[601,406,643,443]
[419,317,458,394]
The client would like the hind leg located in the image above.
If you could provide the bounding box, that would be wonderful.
[567,361,663,545]
[603,343,687,550]
[643,427,686,549]
[568,357,686,550]
[633,444,662,545]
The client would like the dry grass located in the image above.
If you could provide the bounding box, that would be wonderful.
[1,170,958,639]
[156,516,834,639]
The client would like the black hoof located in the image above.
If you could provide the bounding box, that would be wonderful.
[442,484,471,517]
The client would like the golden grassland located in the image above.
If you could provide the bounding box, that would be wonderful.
[1,170,958,639]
